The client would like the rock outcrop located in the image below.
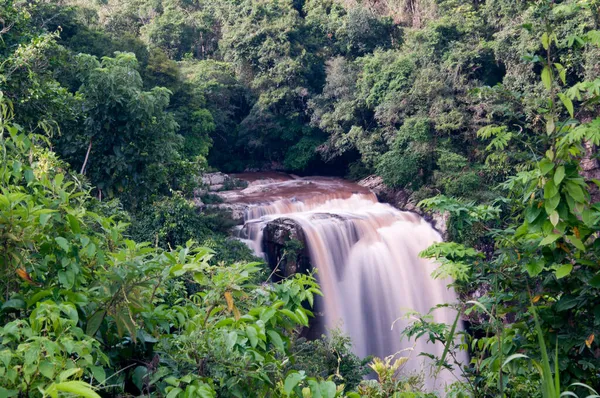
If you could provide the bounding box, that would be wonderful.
[357,175,449,238]
[201,172,228,191]
[263,218,312,280]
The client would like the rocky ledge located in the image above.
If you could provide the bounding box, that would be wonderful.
[357,175,449,239]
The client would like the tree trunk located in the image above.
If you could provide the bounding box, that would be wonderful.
[80,138,92,175]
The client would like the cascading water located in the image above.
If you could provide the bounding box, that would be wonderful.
[225,173,465,391]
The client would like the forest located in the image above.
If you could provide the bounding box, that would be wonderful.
[1,0,600,396]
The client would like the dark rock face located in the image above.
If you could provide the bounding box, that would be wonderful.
[263,217,324,339]
[263,218,312,280]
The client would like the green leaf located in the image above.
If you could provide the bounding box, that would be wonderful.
[284,372,305,394]
[55,237,69,252]
[544,180,558,199]
[558,93,574,118]
[526,205,543,223]
[541,32,550,50]
[39,360,55,379]
[245,326,258,348]
[549,210,559,227]
[67,214,81,234]
[267,330,285,353]
[58,368,82,382]
[554,166,566,185]
[279,309,300,324]
[555,296,578,311]
[542,66,552,90]
[565,182,586,203]
[566,235,585,251]
[0,388,18,397]
[166,388,183,398]
[224,331,237,350]
[132,366,147,392]
[86,310,106,336]
[526,260,545,277]
[502,353,529,368]
[540,234,561,246]
[554,63,567,85]
[589,273,600,288]
[307,380,322,398]
[1,299,25,312]
[545,194,560,213]
[540,158,554,175]
[24,169,34,183]
[27,289,52,307]
[546,117,555,135]
[90,366,106,384]
[47,381,101,398]
[555,264,573,279]
[295,308,309,327]
[40,213,52,227]
[319,381,337,398]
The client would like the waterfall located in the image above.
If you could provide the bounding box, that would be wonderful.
[230,174,466,391]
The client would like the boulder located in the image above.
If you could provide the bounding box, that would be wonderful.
[215,203,249,224]
[201,172,227,188]
[263,218,312,280]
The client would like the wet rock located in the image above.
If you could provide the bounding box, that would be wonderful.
[358,176,406,206]
[358,175,448,239]
[202,172,227,188]
[263,218,312,280]
[214,203,249,224]
[192,197,204,207]
[200,172,247,192]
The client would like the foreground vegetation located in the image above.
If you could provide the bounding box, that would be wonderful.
[1,0,600,396]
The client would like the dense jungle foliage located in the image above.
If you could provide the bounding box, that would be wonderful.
[1,0,600,396]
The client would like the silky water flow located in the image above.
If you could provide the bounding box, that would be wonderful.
[229,175,466,391]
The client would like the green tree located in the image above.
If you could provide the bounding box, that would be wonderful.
[67,52,181,206]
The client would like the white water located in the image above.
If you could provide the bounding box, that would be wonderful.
[230,175,465,391]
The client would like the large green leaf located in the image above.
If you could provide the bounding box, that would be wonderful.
[86,310,106,337]
[320,381,337,398]
[284,372,305,394]
[55,237,70,252]
[526,260,545,277]
[267,330,285,353]
[1,299,25,312]
[555,264,573,279]
[540,234,561,246]
[46,381,101,398]
[245,325,258,348]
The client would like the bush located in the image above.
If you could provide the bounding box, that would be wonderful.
[288,329,370,391]
[128,194,236,249]
[437,170,482,197]
[377,150,423,189]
